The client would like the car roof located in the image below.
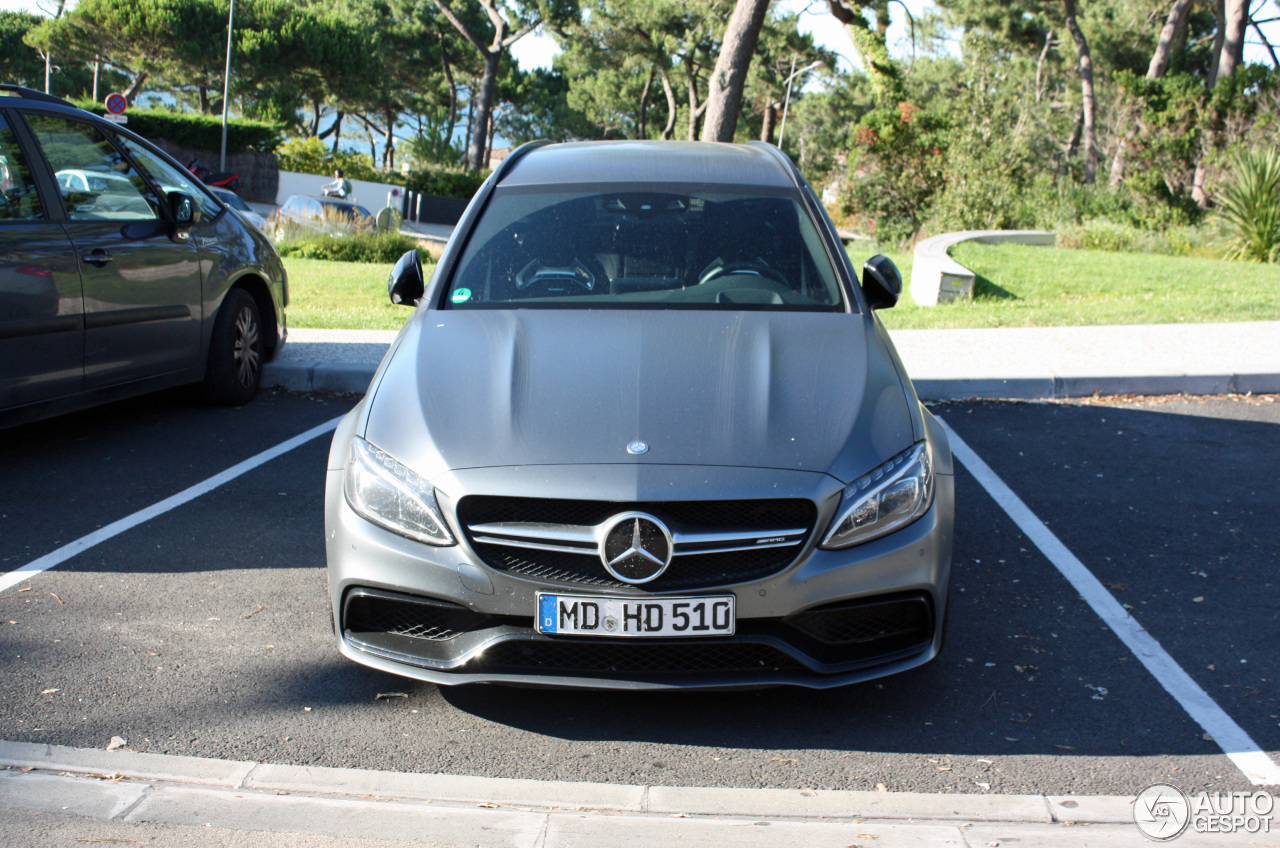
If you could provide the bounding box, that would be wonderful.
[498,141,797,190]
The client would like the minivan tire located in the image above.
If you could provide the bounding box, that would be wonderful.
[203,289,263,405]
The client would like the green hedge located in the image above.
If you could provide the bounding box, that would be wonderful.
[72,99,281,154]
[403,165,488,199]
[277,231,424,264]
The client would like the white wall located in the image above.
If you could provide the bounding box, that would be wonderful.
[276,170,406,213]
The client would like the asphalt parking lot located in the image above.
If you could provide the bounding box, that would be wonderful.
[1,388,1276,798]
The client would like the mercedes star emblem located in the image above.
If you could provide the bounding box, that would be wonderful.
[626,441,649,454]
[599,512,673,584]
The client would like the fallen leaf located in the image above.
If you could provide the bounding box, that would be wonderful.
[768,758,798,763]
[1054,745,1075,751]
[1192,596,1204,603]
[17,587,30,593]
[875,783,888,792]
[857,836,880,840]
[105,736,127,751]
[40,688,59,695]
[478,803,499,808]
[375,693,408,700]
[50,593,63,605]
[241,605,267,619]
[706,756,721,762]
[938,767,952,771]
[75,839,148,844]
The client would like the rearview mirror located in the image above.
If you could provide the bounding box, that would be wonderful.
[862,254,902,310]
[168,192,201,226]
[388,249,425,306]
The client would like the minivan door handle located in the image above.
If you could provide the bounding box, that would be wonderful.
[82,249,113,267]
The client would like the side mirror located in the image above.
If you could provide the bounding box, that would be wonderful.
[388,249,425,306]
[168,192,201,226]
[862,254,902,310]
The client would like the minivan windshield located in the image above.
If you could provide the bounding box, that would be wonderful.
[445,186,846,311]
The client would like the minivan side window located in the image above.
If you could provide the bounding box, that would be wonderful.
[0,114,43,221]
[117,137,221,220]
[24,114,161,222]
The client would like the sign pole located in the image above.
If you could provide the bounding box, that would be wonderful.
[219,0,235,173]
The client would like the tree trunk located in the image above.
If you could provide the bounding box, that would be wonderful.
[658,67,678,140]
[1063,0,1098,184]
[1193,0,1249,206]
[92,59,100,101]
[1112,0,1193,185]
[637,67,653,139]
[1209,0,1226,87]
[1215,0,1248,83]
[686,67,706,141]
[123,72,147,100]
[383,109,396,171]
[826,0,905,106]
[331,112,343,154]
[469,51,499,171]
[1035,29,1054,102]
[463,95,474,162]
[701,0,773,142]
[761,102,777,144]
[1148,0,1194,79]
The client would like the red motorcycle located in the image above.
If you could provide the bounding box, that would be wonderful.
[186,159,239,189]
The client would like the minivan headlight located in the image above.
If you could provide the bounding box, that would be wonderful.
[820,442,932,549]
[344,437,455,546]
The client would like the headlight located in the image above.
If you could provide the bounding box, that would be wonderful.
[820,442,933,549]
[344,437,455,546]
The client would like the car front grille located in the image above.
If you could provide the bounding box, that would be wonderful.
[456,496,817,591]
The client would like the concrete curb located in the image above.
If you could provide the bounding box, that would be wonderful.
[0,740,1156,847]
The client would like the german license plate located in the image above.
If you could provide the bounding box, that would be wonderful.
[535,593,735,637]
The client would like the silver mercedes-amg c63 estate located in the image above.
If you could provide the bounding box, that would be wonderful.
[324,140,955,689]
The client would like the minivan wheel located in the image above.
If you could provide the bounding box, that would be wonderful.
[203,289,263,405]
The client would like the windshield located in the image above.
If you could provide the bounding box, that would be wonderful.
[444,186,845,311]
[215,190,250,211]
[320,199,372,221]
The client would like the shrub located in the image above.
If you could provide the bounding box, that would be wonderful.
[1214,147,1280,263]
[275,137,381,182]
[72,100,281,153]
[403,165,488,199]
[277,231,426,264]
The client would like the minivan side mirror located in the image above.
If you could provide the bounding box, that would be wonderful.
[862,254,902,310]
[388,249,425,306]
[168,192,201,226]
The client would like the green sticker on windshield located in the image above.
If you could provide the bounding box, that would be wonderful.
[451,288,472,303]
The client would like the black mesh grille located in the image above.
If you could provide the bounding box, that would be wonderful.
[459,496,813,530]
[786,598,930,646]
[458,496,817,591]
[345,593,488,641]
[472,640,805,675]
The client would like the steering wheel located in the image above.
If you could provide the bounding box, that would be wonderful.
[515,259,597,296]
[699,260,789,287]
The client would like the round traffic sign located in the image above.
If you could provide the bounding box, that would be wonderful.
[105,92,127,115]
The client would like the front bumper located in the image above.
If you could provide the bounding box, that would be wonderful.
[324,455,955,690]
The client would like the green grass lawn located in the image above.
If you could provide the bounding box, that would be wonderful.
[284,244,1278,332]
[284,258,417,330]
[858,242,1280,330]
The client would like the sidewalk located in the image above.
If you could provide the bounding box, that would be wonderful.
[2,741,1250,847]
[264,321,1280,399]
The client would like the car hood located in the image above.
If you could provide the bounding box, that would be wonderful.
[363,309,915,484]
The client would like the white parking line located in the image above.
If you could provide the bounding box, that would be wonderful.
[939,418,1280,786]
[0,416,343,596]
